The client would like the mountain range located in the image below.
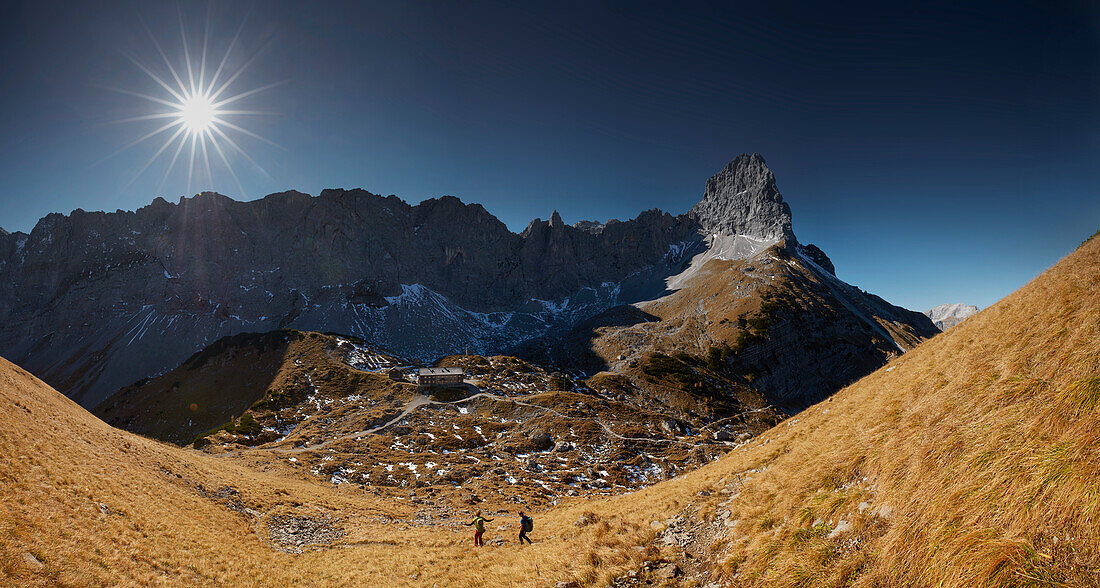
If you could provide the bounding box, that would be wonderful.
[0,153,937,409]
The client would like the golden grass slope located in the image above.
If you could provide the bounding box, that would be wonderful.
[562,231,1099,586]
[0,351,665,586]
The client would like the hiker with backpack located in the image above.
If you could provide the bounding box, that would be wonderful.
[465,511,493,546]
[518,511,533,544]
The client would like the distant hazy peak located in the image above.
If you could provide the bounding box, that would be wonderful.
[925,303,980,330]
[689,153,794,242]
[926,303,980,319]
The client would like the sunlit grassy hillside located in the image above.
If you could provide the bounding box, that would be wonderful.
[576,230,1100,586]
[1,349,676,587]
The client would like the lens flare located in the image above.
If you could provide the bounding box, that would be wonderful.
[100,9,286,197]
[179,92,217,135]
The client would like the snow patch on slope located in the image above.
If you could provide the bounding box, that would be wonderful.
[793,249,906,353]
[329,281,626,362]
[665,233,777,291]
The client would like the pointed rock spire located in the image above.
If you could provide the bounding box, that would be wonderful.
[689,153,794,242]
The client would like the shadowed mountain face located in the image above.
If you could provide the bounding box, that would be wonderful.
[0,192,700,407]
[0,154,936,407]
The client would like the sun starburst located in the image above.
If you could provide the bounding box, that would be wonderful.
[99,9,285,197]
[179,92,218,135]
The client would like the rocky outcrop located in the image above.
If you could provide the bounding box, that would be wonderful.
[572,220,606,234]
[925,303,980,330]
[689,153,794,241]
[797,244,835,275]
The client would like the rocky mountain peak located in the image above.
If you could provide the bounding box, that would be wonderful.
[689,153,794,242]
[572,220,605,234]
[180,191,231,205]
[925,303,980,331]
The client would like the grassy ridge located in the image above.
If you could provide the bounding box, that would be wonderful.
[564,230,1100,586]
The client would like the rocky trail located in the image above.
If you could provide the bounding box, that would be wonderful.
[209,386,704,461]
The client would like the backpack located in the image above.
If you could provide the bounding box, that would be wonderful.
[522,515,533,532]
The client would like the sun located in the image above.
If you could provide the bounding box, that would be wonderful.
[178,92,218,136]
[101,11,285,197]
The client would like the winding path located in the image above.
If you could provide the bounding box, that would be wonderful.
[207,386,696,459]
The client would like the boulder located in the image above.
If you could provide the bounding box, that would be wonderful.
[529,431,554,451]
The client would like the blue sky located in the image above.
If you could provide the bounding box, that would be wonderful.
[0,0,1097,312]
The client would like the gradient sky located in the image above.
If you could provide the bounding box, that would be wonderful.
[0,0,1097,312]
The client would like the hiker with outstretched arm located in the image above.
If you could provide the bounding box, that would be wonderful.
[465,510,493,546]
[518,511,533,544]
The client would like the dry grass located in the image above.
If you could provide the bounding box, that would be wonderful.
[569,231,1100,586]
[0,353,669,586]
[2,233,1097,586]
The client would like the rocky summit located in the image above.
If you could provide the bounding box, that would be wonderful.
[0,154,936,408]
[688,153,794,241]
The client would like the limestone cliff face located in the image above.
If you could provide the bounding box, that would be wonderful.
[0,153,931,408]
[689,153,794,241]
[0,190,699,406]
